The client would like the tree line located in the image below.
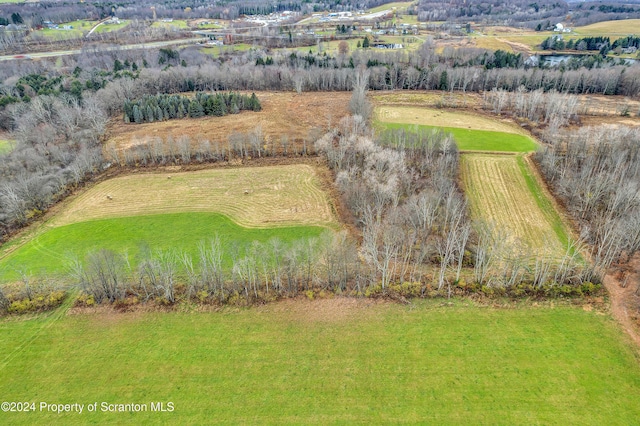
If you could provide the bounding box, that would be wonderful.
[0,94,106,242]
[122,92,261,124]
[535,125,640,278]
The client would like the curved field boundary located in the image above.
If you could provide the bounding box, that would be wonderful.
[461,153,569,258]
[0,212,328,281]
[52,164,338,229]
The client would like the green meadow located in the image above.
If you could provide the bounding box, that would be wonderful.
[378,122,538,152]
[0,213,326,282]
[1,301,639,424]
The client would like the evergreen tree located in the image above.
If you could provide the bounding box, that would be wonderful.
[439,71,449,90]
[250,93,262,111]
[11,12,23,24]
[133,105,142,123]
[188,99,204,118]
[146,105,155,123]
[211,95,227,116]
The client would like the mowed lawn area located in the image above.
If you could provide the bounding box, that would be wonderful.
[49,165,337,229]
[461,154,571,257]
[1,300,640,424]
[379,122,537,152]
[0,213,327,281]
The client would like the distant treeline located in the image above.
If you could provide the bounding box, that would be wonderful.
[541,35,640,54]
[123,92,261,124]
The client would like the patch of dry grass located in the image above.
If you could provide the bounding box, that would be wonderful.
[372,91,483,109]
[107,91,351,153]
[575,19,640,35]
[375,105,524,134]
[53,165,338,229]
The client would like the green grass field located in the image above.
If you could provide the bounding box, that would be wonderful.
[379,122,537,152]
[201,43,254,57]
[151,19,189,29]
[368,1,415,13]
[1,300,639,424]
[0,213,326,282]
[93,20,129,34]
[516,155,573,251]
[36,20,95,39]
[461,154,571,257]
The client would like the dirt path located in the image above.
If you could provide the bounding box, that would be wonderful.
[604,257,640,348]
[495,37,533,54]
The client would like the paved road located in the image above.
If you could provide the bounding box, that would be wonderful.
[0,37,203,62]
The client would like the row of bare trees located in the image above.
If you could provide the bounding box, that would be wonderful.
[483,87,579,129]
[94,55,640,98]
[66,232,360,305]
[315,115,596,294]
[535,125,640,276]
[0,94,107,242]
[106,127,321,167]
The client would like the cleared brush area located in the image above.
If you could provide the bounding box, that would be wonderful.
[461,154,570,257]
[52,165,337,229]
[1,300,640,424]
[107,91,351,152]
[0,164,338,280]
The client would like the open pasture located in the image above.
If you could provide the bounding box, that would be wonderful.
[376,105,524,134]
[151,19,190,29]
[379,122,537,152]
[461,154,570,257]
[35,20,94,39]
[52,165,336,229]
[0,164,337,280]
[107,91,351,152]
[93,20,129,34]
[375,104,537,152]
[1,299,640,424]
[0,213,326,281]
[368,1,415,13]
[575,19,640,35]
